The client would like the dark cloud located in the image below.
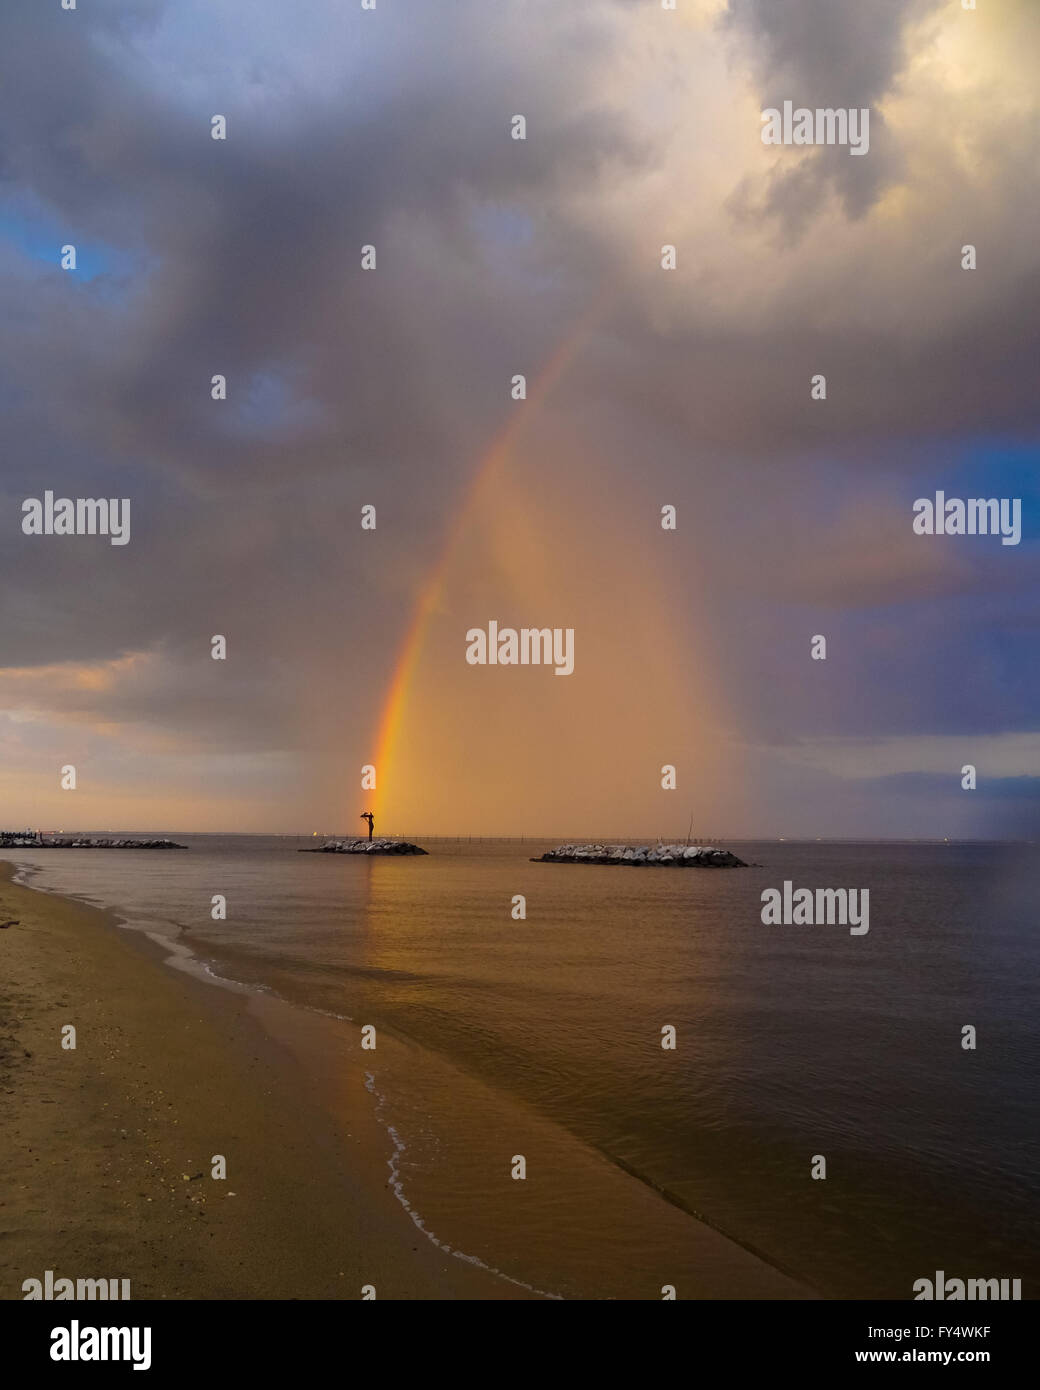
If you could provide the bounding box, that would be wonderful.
[0,0,642,710]
[726,0,942,225]
[0,0,1037,830]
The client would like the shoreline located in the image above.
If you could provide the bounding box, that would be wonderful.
[0,860,812,1300]
[0,861,527,1300]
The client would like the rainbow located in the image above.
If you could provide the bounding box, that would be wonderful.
[370,314,599,828]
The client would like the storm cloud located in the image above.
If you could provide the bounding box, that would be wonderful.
[1,0,1037,834]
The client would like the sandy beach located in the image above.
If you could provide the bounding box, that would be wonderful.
[0,861,809,1301]
[0,862,526,1300]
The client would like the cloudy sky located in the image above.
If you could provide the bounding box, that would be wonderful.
[1,0,1037,836]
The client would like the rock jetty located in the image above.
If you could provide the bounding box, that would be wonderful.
[532,843,746,867]
[300,837,428,856]
[0,834,187,849]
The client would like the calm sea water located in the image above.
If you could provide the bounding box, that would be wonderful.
[11,835,1040,1298]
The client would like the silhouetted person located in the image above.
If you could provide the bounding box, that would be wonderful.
[360,811,374,840]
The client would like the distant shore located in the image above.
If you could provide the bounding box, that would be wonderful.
[0,836,186,850]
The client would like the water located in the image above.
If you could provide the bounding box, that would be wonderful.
[11,835,1040,1298]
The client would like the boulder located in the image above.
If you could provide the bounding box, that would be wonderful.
[300,838,427,856]
[532,843,746,867]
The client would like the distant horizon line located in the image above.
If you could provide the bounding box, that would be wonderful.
[1,828,1032,845]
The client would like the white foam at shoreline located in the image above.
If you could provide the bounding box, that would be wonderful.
[362,1071,563,1300]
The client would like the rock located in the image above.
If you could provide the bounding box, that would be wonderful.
[532,843,746,867]
[299,838,428,856]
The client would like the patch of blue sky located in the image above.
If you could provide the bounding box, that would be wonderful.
[940,438,1040,541]
[218,367,327,441]
[805,435,1039,552]
[471,203,535,249]
[467,200,565,292]
[0,196,146,286]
